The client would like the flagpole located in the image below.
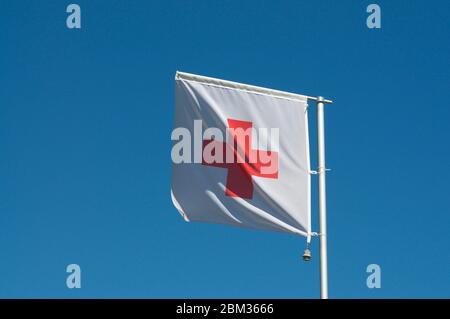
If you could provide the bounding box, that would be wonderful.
[316,96,329,299]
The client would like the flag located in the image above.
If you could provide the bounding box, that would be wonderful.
[171,71,311,237]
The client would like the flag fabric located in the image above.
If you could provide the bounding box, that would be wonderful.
[171,71,311,238]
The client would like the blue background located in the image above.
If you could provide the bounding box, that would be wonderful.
[1,0,449,298]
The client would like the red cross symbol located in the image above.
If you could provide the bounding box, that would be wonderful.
[202,118,278,199]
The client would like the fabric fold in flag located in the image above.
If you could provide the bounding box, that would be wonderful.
[171,71,311,237]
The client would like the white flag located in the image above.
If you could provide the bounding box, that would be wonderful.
[171,72,311,237]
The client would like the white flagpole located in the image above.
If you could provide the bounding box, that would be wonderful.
[316,96,329,299]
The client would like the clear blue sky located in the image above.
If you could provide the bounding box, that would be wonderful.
[1,0,449,298]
